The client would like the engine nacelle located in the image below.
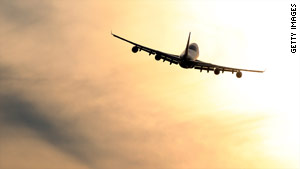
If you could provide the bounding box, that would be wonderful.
[155,54,161,61]
[132,46,138,53]
[236,71,242,78]
[214,68,220,75]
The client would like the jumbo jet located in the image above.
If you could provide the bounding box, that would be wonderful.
[112,32,264,78]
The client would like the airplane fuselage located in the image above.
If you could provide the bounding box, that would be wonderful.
[179,43,199,69]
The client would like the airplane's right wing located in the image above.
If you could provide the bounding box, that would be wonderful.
[194,60,264,72]
[112,33,181,64]
[193,60,264,78]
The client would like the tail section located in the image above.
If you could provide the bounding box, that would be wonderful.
[184,32,191,57]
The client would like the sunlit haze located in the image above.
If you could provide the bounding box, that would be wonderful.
[0,0,299,169]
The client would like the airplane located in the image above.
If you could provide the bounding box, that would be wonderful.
[112,32,264,78]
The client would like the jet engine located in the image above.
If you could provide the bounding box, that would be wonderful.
[214,68,220,75]
[132,46,138,53]
[236,71,242,78]
[155,54,161,61]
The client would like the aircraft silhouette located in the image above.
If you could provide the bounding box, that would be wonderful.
[112,32,264,78]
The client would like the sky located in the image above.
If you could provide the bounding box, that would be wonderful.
[0,0,299,169]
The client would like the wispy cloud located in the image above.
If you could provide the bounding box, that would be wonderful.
[0,93,96,165]
[0,0,51,27]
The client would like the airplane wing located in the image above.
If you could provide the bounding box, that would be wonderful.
[193,60,264,73]
[112,33,180,64]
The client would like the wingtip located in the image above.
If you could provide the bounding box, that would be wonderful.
[111,30,117,37]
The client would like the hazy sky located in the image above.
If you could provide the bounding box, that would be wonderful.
[0,0,299,169]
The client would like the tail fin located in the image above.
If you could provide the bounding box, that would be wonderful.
[184,32,191,57]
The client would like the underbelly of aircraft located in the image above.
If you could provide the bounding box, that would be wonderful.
[179,60,194,69]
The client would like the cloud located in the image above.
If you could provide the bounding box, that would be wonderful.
[0,0,115,163]
[0,0,52,27]
[0,69,99,168]
[0,62,136,169]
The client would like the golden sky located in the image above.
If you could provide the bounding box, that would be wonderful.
[0,0,299,169]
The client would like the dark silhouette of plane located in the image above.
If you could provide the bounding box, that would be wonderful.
[112,32,264,78]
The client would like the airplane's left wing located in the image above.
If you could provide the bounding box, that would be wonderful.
[112,33,180,64]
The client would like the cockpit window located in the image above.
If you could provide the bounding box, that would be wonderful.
[189,45,197,51]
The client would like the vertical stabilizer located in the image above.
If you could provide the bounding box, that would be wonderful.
[184,32,191,57]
